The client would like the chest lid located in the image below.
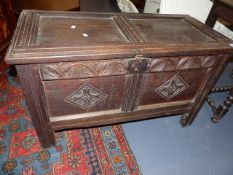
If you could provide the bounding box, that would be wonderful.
[5,10,233,64]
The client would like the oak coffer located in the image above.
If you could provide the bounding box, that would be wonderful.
[5,10,233,147]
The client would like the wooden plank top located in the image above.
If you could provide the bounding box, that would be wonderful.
[5,10,233,64]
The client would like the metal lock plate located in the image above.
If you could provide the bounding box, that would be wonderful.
[127,55,149,73]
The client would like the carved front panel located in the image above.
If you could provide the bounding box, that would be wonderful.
[154,74,189,100]
[139,69,209,106]
[42,55,220,117]
[136,55,219,106]
[43,75,126,117]
[65,83,108,110]
[40,59,128,80]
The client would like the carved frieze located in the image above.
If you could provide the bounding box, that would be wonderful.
[40,56,218,80]
[40,60,128,80]
[148,56,217,72]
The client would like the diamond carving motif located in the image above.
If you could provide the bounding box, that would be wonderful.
[65,83,108,110]
[155,74,188,100]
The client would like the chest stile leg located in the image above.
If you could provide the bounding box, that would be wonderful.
[16,64,56,147]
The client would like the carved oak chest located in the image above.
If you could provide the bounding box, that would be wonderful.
[5,10,233,147]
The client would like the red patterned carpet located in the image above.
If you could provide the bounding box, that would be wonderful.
[0,62,141,175]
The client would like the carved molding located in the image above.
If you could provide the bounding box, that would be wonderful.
[121,74,144,112]
[40,60,128,80]
[148,56,216,72]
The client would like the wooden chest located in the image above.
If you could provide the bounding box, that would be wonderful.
[5,10,233,147]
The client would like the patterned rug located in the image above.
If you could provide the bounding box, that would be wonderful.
[0,64,141,175]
